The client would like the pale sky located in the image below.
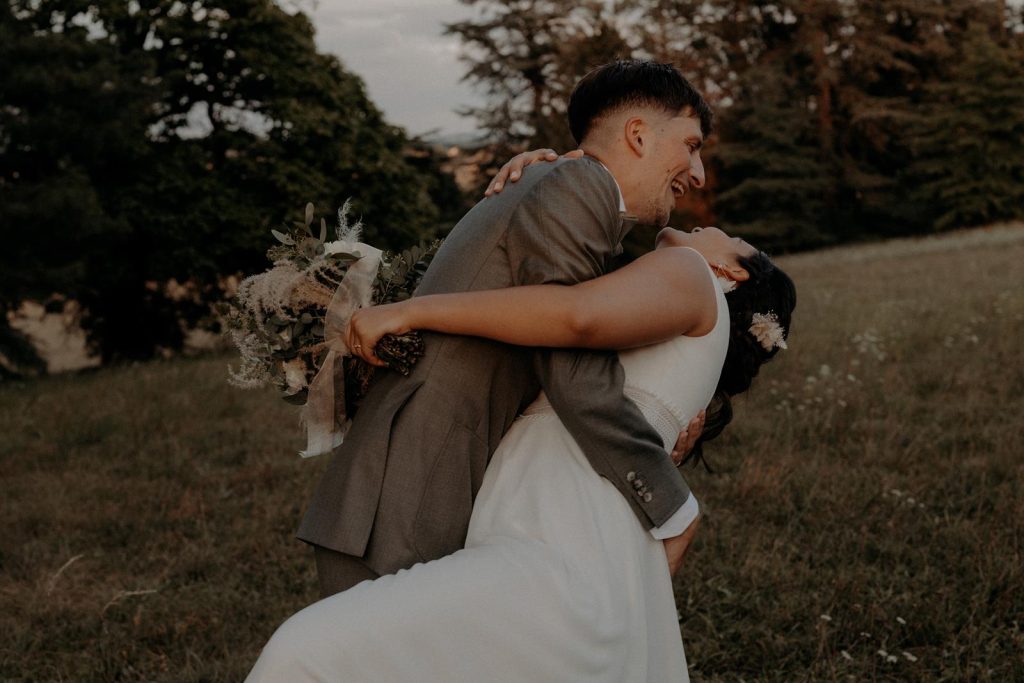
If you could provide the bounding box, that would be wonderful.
[309,0,485,139]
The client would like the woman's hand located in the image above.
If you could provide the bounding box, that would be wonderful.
[664,515,701,576]
[346,302,415,367]
[671,410,706,466]
[484,148,585,196]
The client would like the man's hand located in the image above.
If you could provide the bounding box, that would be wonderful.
[484,148,585,196]
[663,515,701,576]
[671,410,705,466]
[346,301,414,367]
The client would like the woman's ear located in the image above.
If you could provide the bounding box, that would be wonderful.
[714,262,750,283]
[726,264,750,282]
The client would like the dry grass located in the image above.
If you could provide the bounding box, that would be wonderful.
[2,224,1023,681]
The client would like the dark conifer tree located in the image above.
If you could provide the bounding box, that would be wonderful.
[713,66,833,251]
[904,22,1024,230]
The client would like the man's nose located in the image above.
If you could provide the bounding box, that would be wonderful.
[689,153,705,189]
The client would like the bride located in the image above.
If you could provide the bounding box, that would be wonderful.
[246,221,796,682]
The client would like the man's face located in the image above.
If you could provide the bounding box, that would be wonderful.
[635,113,705,226]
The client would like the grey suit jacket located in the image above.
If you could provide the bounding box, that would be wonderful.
[297,157,692,576]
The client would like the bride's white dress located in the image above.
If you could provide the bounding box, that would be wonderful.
[248,267,729,683]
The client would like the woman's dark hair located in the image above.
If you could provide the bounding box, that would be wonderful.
[682,251,796,471]
[567,59,714,145]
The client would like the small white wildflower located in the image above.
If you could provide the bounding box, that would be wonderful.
[896,616,906,625]
[860,632,872,638]
[820,614,832,622]
[902,651,918,662]
[840,650,853,661]
[906,498,915,505]
[886,655,898,663]
[819,364,832,377]
[890,489,903,497]
[837,399,847,408]
[847,374,857,382]
[877,649,888,657]
[806,375,818,384]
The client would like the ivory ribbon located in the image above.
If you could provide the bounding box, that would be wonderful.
[298,242,383,457]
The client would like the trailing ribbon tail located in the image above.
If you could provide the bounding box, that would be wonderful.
[299,242,383,457]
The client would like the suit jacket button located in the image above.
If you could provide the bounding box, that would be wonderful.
[644,492,653,502]
[626,471,636,482]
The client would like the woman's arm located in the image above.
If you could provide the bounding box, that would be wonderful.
[347,246,717,366]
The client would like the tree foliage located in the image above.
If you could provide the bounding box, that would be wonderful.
[904,22,1024,230]
[0,0,445,371]
[447,0,631,151]
[449,0,1024,250]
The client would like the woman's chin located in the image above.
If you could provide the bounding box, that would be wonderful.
[655,227,686,250]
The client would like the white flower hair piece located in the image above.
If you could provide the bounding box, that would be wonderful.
[749,312,788,352]
[716,276,738,293]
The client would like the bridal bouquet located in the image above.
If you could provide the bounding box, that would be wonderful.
[220,200,441,456]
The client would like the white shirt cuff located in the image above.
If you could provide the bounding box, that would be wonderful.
[649,493,700,540]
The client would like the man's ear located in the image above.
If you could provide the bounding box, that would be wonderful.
[624,116,647,157]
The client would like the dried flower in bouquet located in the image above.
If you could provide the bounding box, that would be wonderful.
[221,200,441,456]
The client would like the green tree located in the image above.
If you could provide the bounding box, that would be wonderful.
[831,0,996,235]
[1,0,443,369]
[904,23,1024,230]
[713,65,833,251]
[447,0,632,151]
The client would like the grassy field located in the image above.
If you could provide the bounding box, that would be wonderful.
[2,224,1022,682]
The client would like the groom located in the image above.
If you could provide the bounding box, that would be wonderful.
[299,60,714,597]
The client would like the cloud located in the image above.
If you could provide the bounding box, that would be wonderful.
[310,0,484,136]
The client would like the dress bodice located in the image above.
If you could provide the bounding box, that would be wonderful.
[525,256,729,449]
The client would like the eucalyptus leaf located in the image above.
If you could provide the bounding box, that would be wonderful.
[271,229,295,245]
[305,202,315,226]
[320,217,327,242]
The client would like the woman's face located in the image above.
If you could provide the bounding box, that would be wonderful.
[655,226,758,280]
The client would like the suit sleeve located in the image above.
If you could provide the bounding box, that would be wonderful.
[505,159,692,529]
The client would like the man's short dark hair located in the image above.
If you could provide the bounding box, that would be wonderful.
[567,60,713,145]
